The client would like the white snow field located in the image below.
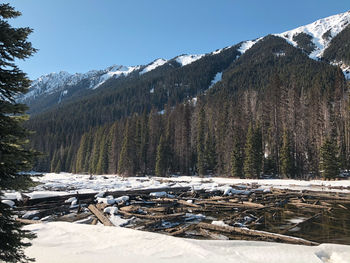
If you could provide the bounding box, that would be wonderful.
[24,222,350,263]
[2,173,345,262]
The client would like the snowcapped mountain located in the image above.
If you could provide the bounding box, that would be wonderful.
[140,59,168,74]
[175,54,205,66]
[19,54,206,105]
[275,10,350,59]
[19,65,141,103]
[235,10,350,61]
[20,10,350,110]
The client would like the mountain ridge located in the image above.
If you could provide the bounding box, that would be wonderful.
[19,10,350,113]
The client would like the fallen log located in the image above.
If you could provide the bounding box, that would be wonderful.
[23,186,191,205]
[197,222,319,246]
[177,199,201,208]
[88,204,114,226]
[168,225,193,236]
[16,218,42,224]
[199,228,229,240]
[56,212,91,223]
[288,202,329,209]
[118,210,185,220]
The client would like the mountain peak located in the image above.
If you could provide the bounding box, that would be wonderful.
[275,10,350,59]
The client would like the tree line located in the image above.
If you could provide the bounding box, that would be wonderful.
[31,36,350,180]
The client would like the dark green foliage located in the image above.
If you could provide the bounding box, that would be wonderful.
[292,32,316,54]
[243,124,263,178]
[280,128,294,178]
[196,107,206,176]
[0,3,37,262]
[155,135,167,176]
[22,32,350,181]
[204,132,217,173]
[117,120,136,176]
[230,135,243,178]
[319,137,340,179]
[244,124,256,178]
[323,24,350,65]
[0,203,36,263]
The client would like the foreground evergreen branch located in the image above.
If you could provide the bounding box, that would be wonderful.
[0,3,37,262]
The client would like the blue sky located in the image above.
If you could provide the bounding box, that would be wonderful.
[8,0,350,79]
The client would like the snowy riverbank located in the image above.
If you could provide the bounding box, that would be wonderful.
[24,222,350,263]
[2,173,350,201]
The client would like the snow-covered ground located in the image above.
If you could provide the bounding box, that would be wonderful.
[24,222,350,263]
[2,173,350,201]
[2,173,345,262]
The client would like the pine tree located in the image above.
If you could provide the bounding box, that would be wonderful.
[50,150,59,172]
[280,128,294,178]
[204,132,217,173]
[75,133,88,173]
[155,135,167,176]
[139,111,149,175]
[253,124,263,177]
[244,124,255,178]
[118,121,133,176]
[54,159,62,173]
[0,4,37,262]
[196,107,206,176]
[231,135,243,178]
[96,130,109,175]
[319,136,339,180]
[244,124,262,178]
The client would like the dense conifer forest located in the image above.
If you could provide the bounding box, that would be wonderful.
[27,35,350,179]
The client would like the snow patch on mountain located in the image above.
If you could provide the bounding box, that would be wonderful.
[140,59,167,75]
[176,54,205,66]
[211,46,232,55]
[238,38,263,54]
[275,10,350,59]
[208,72,222,89]
[93,65,140,89]
[19,65,142,102]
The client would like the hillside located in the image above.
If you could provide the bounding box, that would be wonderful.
[24,11,350,177]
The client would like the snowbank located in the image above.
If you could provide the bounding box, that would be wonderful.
[24,222,350,263]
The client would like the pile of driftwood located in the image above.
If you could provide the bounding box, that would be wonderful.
[12,184,350,246]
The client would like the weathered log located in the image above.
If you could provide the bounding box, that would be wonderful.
[23,186,191,205]
[177,199,201,208]
[168,225,193,236]
[88,204,114,226]
[197,222,319,246]
[56,212,91,223]
[118,210,185,220]
[288,202,329,209]
[199,228,229,240]
[91,218,98,225]
[229,200,265,209]
[16,218,42,224]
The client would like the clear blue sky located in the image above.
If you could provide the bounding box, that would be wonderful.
[8,0,350,79]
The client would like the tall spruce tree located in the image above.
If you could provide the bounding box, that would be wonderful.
[118,121,133,176]
[280,128,294,178]
[204,132,216,173]
[155,135,167,176]
[0,3,37,262]
[244,124,262,178]
[196,107,206,176]
[253,124,263,177]
[231,135,243,178]
[319,136,339,180]
[244,124,256,178]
